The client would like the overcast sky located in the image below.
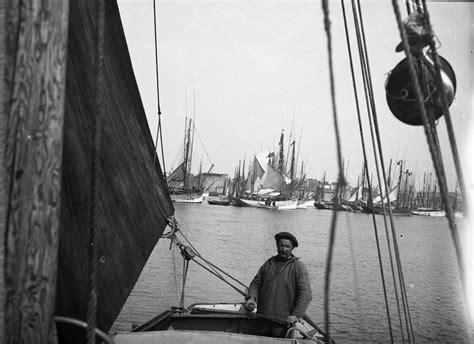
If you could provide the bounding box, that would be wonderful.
[117,0,473,190]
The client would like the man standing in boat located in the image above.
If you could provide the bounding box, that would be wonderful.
[245,231,312,337]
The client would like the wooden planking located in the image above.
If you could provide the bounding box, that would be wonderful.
[113,331,298,344]
[2,0,70,343]
[55,0,174,342]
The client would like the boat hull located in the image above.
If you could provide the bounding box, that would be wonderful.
[314,201,352,211]
[172,194,204,203]
[256,199,299,210]
[122,303,329,343]
[235,198,297,209]
[207,199,230,206]
[412,209,446,217]
[297,200,316,209]
[362,205,412,216]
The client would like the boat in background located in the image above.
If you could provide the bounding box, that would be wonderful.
[297,199,316,209]
[312,172,351,211]
[257,199,299,210]
[232,130,306,208]
[207,196,230,206]
[412,207,445,217]
[173,193,204,204]
[167,116,213,203]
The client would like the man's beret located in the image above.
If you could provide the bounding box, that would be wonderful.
[275,231,298,247]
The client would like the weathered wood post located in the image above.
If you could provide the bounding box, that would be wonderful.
[2,1,69,343]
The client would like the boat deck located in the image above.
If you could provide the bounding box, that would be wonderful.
[113,330,301,343]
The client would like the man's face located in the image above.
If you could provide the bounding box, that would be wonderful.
[277,239,294,259]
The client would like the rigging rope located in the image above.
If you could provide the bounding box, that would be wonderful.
[179,259,190,308]
[193,126,214,168]
[391,0,467,311]
[420,0,469,216]
[355,1,415,341]
[321,1,346,339]
[152,0,167,183]
[164,217,248,307]
[339,1,394,340]
[87,1,105,343]
[356,6,408,343]
[144,0,170,225]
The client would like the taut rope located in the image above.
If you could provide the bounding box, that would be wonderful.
[355,1,416,341]
[339,1,394,341]
[152,0,167,183]
[321,0,346,339]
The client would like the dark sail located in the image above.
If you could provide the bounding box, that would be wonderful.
[56,0,174,340]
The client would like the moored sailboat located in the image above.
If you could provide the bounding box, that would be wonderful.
[232,131,300,209]
[167,117,210,203]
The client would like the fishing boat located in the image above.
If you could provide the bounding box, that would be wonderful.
[312,172,352,211]
[297,199,317,209]
[233,131,304,208]
[257,199,299,210]
[114,304,326,343]
[207,196,231,206]
[173,193,204,204]
[411,207,445,217]
[167,117,211,203]
[0,1,331,343]
[2,0,470,343]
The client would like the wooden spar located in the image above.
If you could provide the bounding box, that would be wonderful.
[2,1,70,343]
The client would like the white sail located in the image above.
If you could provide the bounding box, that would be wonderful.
[373,185,398,204]
[348,186,363,202]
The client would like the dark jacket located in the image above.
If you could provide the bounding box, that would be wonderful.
[247,255,312,322]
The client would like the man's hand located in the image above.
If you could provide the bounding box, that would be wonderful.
[245,296,256,312]
[286,315,299,326]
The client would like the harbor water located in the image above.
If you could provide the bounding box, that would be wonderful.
[112,203,472,343]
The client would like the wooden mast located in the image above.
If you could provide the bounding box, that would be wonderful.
[0,1,6,338]
[2,1,70,342]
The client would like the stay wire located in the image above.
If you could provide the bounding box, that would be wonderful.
[152,0,167,183]
[88,1,105,343]
[193,126,214,167]
[321,1,346,340]
[340,0,394,341]
[357,1,415,341]
[147,0,171,230]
